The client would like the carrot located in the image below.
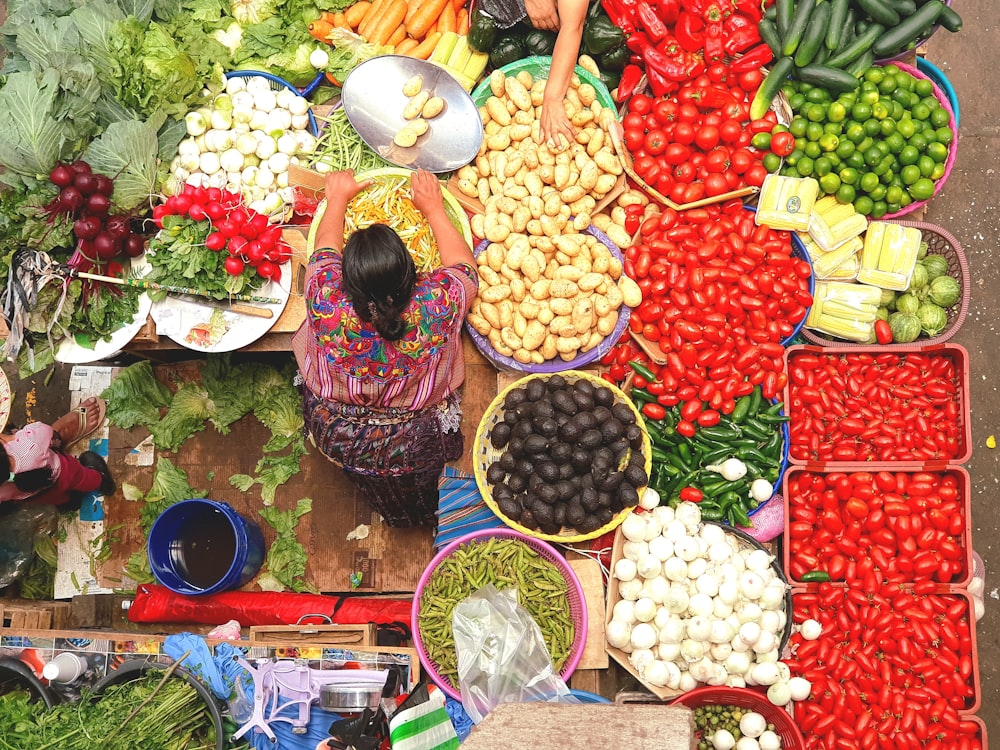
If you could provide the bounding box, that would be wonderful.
[388,23,408,46]
[405,0,422,26]
[332,12,351,29]
[395,37,420,54]
[308,20,334,41]
[437,1,456,34]
[409,30,442,58]
[407,0,450,38]
[370,0,408,45]
[456,7,469,34]
[321,10,338,23]
[452,0,465,11]
[344,1,372,28]
[359,0,389,38]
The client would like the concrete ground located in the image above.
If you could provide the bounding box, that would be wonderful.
[0,0,995,738]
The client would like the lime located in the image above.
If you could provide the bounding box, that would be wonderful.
[805,141,822,159]
[846,124,866,144]
[819,133,840,152]
[870,201,889,219]
[884,132,905,154]
[931,162,947,180]
[918,155,936,177]
[900,164,921,185]
[807,104,827,122]
[878,76,897,95]
[875,141,891,156]
[856,136,875,154]
[865,68,885,85]
[788,93,806,111]
[860,89,880,106]
[929,106,951,128]
[806,87,829,103]
[797,157,815,177]
[864,146,883,166]
[911,102,931,121]
[836,140,856,159]
[827,102,847,123]
[915,78,934,97]
[762,153,782,172]
[814,156,833,176]
[869,184,887,201]
[786,149,803,167]
[840,167,860,185]
[892,88,913,106]
[806,122,826,142]
[898,145,920,166]
[860,172,880,192]
[752,132,772,150]
[789,117,809,137]
[892,101,906,121]
[824,122,843,135]
[879,119,897,136]
[851,102,873,121]
[886,185,904,205]
[864,118,882,136]
[887,202,901,215]
[936,126,955,145]
[846,152,866,170]
[909,133,928,152]
[836,184,856,204]
[854,195,874,216]
[909,177,935,201]
[927,142,949,163]
[896,118,916,139]
[819,173,841,194]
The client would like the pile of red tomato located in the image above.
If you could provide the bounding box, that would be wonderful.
[621,63,777,204]
[154,184,291,283]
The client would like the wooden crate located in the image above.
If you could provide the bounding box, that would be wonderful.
[0,599,72,630]
[249,623,377,648]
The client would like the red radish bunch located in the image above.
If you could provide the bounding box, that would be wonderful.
[154,183,291,284]
[48,161,146,263]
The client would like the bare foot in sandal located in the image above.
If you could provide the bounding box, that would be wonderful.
[53,397,107,447]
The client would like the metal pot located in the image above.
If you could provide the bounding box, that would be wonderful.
[318,683,383,713]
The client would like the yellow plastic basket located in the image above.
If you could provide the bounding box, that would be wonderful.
[473,370,652,543]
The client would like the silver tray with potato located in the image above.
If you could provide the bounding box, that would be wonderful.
[465,225,639,373]
[340,55,483,173]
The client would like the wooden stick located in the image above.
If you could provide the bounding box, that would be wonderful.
[68,269,282,305]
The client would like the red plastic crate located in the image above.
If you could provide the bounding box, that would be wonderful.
[782,466,973,588]
[783,344,972,466]
[787,585,981,750]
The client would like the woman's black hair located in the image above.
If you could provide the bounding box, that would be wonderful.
[0,442,53,494]
[341,224,417,342]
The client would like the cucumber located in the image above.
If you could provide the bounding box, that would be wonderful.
[750,56,795,120]
[872,0,944,57]
[886,0,917,14]
[797,63,863,91]
[776,0,795,37]
[853,0,900,26]
[837,10,857,49]
[795,1,832,67]
[759,19,783,56]
[938,5,962,32]
[826,23,885,67]
[845,49,876,77]
[764,2,778,20]
[826,0,850,49]
[813,45,830,65]
[782,0,818,56]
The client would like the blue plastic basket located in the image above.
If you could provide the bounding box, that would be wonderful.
[224,70,320,136]
[917,57,960,128]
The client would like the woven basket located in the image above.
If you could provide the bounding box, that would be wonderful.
[473,370,652,543]
[882,61,958,219]
[801,220,969,348]
[224,71,319,136]
[411,528,588,701]
[465,225,631,373]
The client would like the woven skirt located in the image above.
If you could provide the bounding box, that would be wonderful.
[300,385,464,527]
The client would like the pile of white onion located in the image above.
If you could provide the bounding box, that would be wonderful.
[606,502,811,707]
[166,76,318,219]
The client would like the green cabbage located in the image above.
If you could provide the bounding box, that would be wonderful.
[231,0,280,25]
[889,312,921,344]
[927,275,960,308]
[917,302,948,337]
[895,293,921,315]
[922,254,950,282]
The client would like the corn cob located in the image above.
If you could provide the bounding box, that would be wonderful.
[857,222,922,291]
[805,281,884,342]
[756,174,819,232]
[798,233,862,280]
[808,195,868,252]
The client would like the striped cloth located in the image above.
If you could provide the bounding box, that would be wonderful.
[389,686,460,750]
[434,467,504,549]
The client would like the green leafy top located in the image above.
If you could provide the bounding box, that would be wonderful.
[136,455,205,532]
[101,360,172,429]
[148,380,215,451]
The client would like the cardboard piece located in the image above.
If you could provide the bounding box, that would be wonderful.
[462,702,696,750]
[249,623,377,647]
[567,557,608,670]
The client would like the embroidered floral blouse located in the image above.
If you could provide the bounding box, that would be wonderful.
[292,249,478,410]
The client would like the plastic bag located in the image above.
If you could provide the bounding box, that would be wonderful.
[452,585,577,723]
[0,503,57,588]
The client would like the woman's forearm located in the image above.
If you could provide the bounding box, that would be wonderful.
[315,201,348,252]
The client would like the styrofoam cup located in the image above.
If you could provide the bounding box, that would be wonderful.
[42,652,87,683]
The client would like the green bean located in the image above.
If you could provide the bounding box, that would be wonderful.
[417,538,574,688]
[309,109,393,173]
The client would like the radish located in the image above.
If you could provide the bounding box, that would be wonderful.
[70,160,92,175]
[74,172,98,195]
[205,232,226,252]
[94,174,115,197]
[224,256,245,275]
[123,234,145,257]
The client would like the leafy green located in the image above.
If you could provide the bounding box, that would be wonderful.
[255,384,304,452]
[257,497,315,592]
[148,381,215,451]
[83,110,166,211]
[230,439,306,505]
[200,353,257,434]
[67,283,142,346]
[137,456,206,532]
[101,360,173,430]
[230,0,281,25]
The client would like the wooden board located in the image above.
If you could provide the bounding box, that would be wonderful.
[249,623,376,647]
[568,557,608,670]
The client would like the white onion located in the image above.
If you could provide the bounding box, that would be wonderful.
[618,578,643,601]
[630,623,657,650]
[645,576,670,604]
[606,619,632,649]
[749,661,779,686]
[712,729,736,750]
[612,599,636,624]
[643,659,669,686]
[629,647,655,672]
[634,597,657,623]
[758,731,781,750]
[614,558,638,582]
[637,554,662,580]
[799,619,823,640]
[767,680,792,706]
[648,535,673,561]
[787,676,812,701]
[622,540,649,561]
[658,616,685,644]
[664,557,689,583]
[621,513,647,542]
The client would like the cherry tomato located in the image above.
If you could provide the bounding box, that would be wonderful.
[630,94,652,115]
[719,118,742,144]
[654,99,678,123]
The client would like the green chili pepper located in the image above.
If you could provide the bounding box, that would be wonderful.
[628,360,658,382]
[800,570,832,582]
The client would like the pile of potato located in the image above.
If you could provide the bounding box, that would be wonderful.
[467,232,642,364]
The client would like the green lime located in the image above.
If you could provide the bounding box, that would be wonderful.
[931,163,946,180]
[870,201,889,219]
[865,68,885,85]
[846,151,866,170]
[872,102,891,121]
[898,145,920,166]
[838,91,859,108]
[900,164,921,185]
[856,136,875,154]
[884,132,905,154]
[864,146,883,166]
[869,184,887,201]
[936,126,954,145]
[892,88,913,106]
[846,124,866,144]
[836,140,856,159]
[806,87,829,103]
[819,173,841,194]
[909,177,935,201]
[886,185,904,205]
[896,118,916,139]
[836,183,856,204]
[875,141,891,156]
[805,141,822,159]
[851,102,873,121]
[840,167,860,185]
[752,133,772,150]
[806,122,825,142]
[879,118,897,136]
[922,96,941,112]
[825,122,843,135]
[909,133,928,152]
[772,123,791,134]
[927,142,949,163]
[878,76,897,95]
[814,156,833,176]
[854,195,874,216]
[923,128,939,144]
[860,88,880,106]
[827,102,847,123]
[915,78,934,97]
[911,102,931,121]
[819,133,840,152]
[762,153,782,172]
[892,101,906,121]
[887,202,901,215]
[807,103,827,122]
[789,117,809,138]
[797,157,815,177]
[874,155,896,177]
[788,93,806,111]
[864,118,882,136]
[860,172,880,192]
[918,155,936,177]
[786,149,803,167]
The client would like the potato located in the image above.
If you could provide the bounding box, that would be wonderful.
[617,275,643,308]
[422,96,445,119]
[488,330,514,357]
[501,327,522,350]
[577,272,604,292]
[605,224,632,250]
[393,127,418,148]
[530,278,551,300]
[522,320,546,351]
[577,83,597,106]
[515,70,534,89]
[409,118,429,136]
[513,310,527,338]
[573,213,592,232]
[605,283,624,308]
[577,54,600,77]
[521,253,543,283]
[519,299,540,319]
[485,242,505,271]
[497,299,514,328]
[490,70,505,97]
[560,185,586,203]
[554,265,584,283]
[540,334,558,360]
[578,161,599,190]
[549,279,577,299]
[540,215,562,237]
[619,189,648,207]
[591,213,612,232]
[403,90,429,120]
[537,306,555,326]
[486,132,511,151]
[505,77,532,111]
[477,177,490,205]
[597,312,617,336]
[556,336,582,354]
[571,110,595,127]
[608,255,624,280]
[512,205,531,232]
[549,297,574,316]
[467,312,491,336]
[586,129,605,157]
[470,213,485,238]
[594,296,612,317]
[543,192,562,217]
[583,330,604,351]
[458,178,479,199]
[480,284,511,304]
[505,239,528,270]
[402,74,423,97]
[509,278,527,302]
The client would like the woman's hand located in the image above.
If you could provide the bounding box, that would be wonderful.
[325,169,371,209]
[539,101,574,150]
[410,169,445,217]
[525,0,560,30]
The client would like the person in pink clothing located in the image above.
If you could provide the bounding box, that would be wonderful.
[0,396,115,506]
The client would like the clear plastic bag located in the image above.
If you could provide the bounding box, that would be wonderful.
[0,503,57,588]
[452,584,578,723]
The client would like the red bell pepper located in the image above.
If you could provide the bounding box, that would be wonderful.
[729,43,773,72]
[674,11,704,52]
[646,65,679,98]
[626,29,652,54]
[656,0,681,24]
[723,24,761,55]
[603,0,638,32]
[615,64,645,103]
[702,3,726,62]
[733,0,768,22]
[636,1,668,41]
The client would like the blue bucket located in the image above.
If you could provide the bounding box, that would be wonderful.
[147,499,265,596]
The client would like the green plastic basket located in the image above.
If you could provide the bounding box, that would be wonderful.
[471,56,615,111]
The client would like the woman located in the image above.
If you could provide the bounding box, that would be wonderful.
[0,396,115,506]
[292,169,478,527]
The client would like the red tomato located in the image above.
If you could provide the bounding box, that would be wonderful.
[673,122,696,145]
[624,128,645,151]
[704,173,729,196]
[745,163,769,185]
[674,161,696,182]
[654,99,678,123]
[630,93,653,115]
[678,103,699,122]
[634,155,656,178]
[645,129,667,155]
[730,147,755,174]
[738,69,763,93]
[694,125,720,151]
[719,119,742,144]
[663,143,691,165]
[770,130,796,157]
[704,148,731,173]
[707,63,728,83]
[623,112,645,132]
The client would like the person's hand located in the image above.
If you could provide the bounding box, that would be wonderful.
[539,101,575,151]
[410,169,445,217]
[525,0,560,30]
[324,169,371,208]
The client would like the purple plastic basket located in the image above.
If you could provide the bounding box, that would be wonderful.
[411,529,588,701]
[465,225,631,373]
[882,61,958,219]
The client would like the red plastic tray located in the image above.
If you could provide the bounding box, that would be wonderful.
[782,466,973,587]
[783,344,972,466]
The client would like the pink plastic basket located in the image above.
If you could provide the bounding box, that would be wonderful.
[883,62,959,219]
[411,528,587,701]
[801,220,970,348]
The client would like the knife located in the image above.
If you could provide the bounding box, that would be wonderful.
[174,294,274,319]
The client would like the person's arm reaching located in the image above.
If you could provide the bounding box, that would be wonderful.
[315,169,372,253]
[524,0,560,30]
[539,0,589,148]
[410,170,475,268]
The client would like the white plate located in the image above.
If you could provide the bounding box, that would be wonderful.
[148,264,291,353]
[55,257,154,364]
